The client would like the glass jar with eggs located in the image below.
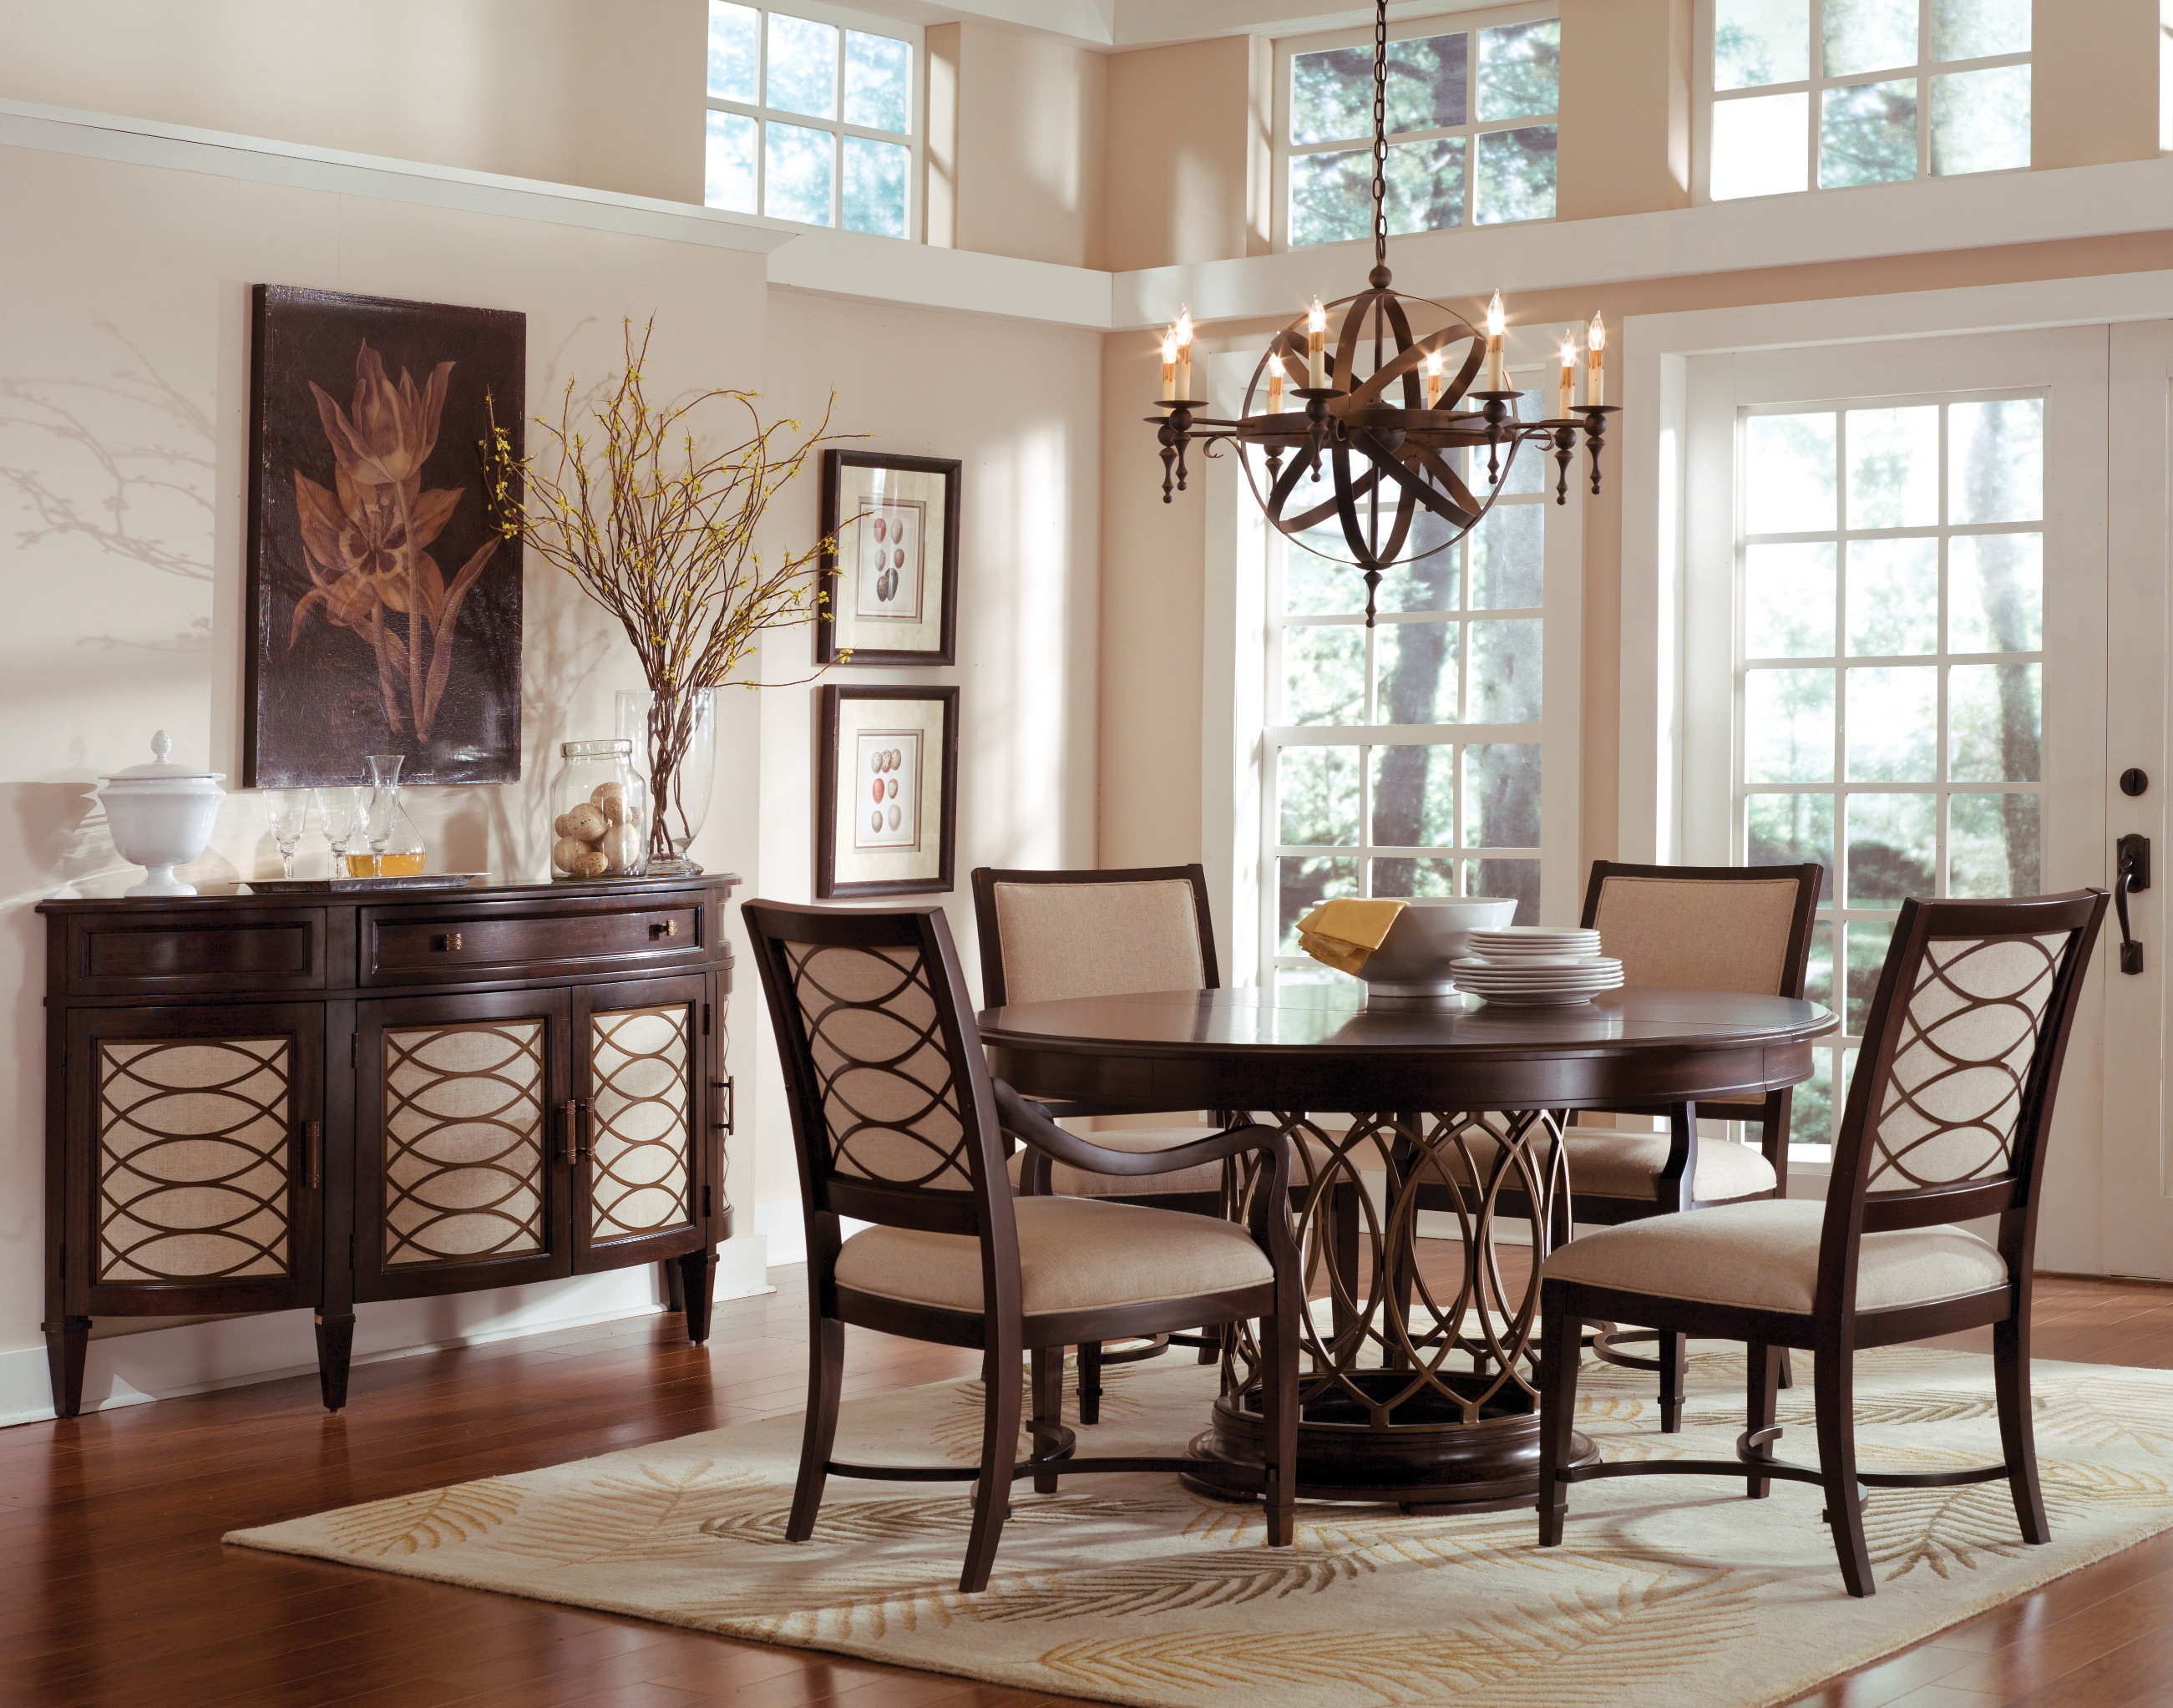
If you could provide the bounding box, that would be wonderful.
[550,738,650,881]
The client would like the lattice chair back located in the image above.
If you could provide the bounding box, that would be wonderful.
[1821,890,2106,1305]
[744,900,1015,1259]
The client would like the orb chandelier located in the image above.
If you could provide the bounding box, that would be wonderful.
[1147,0,1617,625]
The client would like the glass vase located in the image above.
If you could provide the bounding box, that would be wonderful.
[349,753,426,877]
[616,687,715,877]
[550,739,649,880]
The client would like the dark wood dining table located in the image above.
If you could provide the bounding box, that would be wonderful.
[979,983,1839,1513]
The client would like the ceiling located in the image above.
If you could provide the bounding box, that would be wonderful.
[850,0,1508,50]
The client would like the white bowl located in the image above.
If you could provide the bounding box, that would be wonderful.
[1358,896,1519,998]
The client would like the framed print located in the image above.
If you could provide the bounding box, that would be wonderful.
[816,449,960,666]
[245,285,525,786]
[816,685,959,899]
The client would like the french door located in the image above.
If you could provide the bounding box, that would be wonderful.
[1683,324,2173,1277]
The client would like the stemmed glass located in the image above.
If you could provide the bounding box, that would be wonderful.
[362,753,404,871]
[266,791,310,879]
[316,787,363,877]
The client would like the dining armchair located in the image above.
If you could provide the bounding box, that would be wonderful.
[1534,889,2106,1595]
[744,898,1301,1593]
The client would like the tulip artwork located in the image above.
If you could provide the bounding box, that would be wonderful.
[245,286,525,786]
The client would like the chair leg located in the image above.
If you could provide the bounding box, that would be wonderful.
[1031,1347,1064,1495]
[1076,1340,1103,1424]
[1536,1291,1582,1547]
[1261,1280,1301,1546]
[787,1315,844,1543]
[1994,1312,2050,1545]
[1776,1346,1795,1390]
[1198,1324,1222,1366]
[1814,1343,1874,1597]
[960,1336,1022,1594]
[1745,1341,1780,1500]
[1658,1330,1688,1432]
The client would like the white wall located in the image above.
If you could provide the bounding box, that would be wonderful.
[747,289,1102,1259]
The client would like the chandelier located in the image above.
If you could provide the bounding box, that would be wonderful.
[1147,0,1616,625]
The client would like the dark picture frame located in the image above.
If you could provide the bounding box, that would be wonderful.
[245,285,525,786]
[815,684,960,899]
[815,449,960,666]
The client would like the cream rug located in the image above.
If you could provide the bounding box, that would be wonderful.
[228,1346,2173,1707]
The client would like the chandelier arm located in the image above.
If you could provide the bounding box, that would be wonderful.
[1352,428,1483,531]
[1402,440,1487,525]
[1281,451,1389,534]
[1328,446,1383,574]
[1267,435,1335,519]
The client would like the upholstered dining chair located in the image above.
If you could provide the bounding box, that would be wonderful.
[744,898,1301,1594]
[1534,889,2107,1596]
[971,864,1239,1417]
[1419,861,1825,1427]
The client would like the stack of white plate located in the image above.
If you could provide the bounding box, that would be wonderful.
[1452,927,1623,1006]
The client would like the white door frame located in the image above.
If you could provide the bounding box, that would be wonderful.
[1622,271,2173,1277]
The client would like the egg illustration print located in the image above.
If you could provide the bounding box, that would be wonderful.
[887,804,901,830]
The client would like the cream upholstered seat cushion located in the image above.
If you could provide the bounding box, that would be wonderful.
[834,1194,1273,1315]
[1005,1125,1226,1196]
[1434,1128,1777,1202]
[990,879,1207,1006]
[1542,1199,2006,1315]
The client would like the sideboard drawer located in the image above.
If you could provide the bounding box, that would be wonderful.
[360,898,706,986]
[63,910,327,997]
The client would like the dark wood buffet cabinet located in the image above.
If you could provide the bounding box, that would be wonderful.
[38,874,738,1418]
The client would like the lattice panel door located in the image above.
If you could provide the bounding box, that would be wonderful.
[588,1006,694,1240]
[97,1036,293,1283]
[382,1020,548,1267]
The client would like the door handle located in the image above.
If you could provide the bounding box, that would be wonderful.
[2116,834,2150,975]
[302,1119,322,1190]
[572,1097,594,1161]
[716,1076,736,1135]
[558,1102,578,1165]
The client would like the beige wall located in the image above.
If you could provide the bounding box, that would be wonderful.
[952,22,1107,269]
[0,0,706,202]
[1556,0,1691,219]
[1103,36,1261,272]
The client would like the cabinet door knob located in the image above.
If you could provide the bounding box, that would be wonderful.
[651,918,680,939]
[432,930,463,952]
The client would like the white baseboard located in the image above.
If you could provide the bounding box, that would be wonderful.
[0,1232,772,1429]
[753,1196,869,1273]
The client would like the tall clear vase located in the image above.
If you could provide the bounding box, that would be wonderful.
[616,688,715,877]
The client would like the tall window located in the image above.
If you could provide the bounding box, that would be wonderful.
[1708,0,2030,200]
[1735,395,2044,1139]
[1264,403,1553,986]
[1279,8,1559,248]
[704,2,917,237]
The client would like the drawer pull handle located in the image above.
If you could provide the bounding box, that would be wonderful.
[432,930,463,952]
[717,1076,736,1135]
[651,919,681,939]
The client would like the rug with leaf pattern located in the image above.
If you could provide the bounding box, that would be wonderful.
[226,1346,2173,1707]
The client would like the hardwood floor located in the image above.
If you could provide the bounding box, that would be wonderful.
[6,1265,2173,1707]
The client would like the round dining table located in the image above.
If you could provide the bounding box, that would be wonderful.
[979,983,1839,1513]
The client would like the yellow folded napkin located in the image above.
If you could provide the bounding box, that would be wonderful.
[1296,897,1407,976]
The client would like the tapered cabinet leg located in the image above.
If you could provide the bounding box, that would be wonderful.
[315,1312,355,1413]
[45,1316,89,1420]
[676,1248,717,1344]
[662,1256,686,1315]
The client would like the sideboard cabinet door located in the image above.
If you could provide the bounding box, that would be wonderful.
[568,975,710,1275]
[64,1003,323,1320]
[352,990,573,1301]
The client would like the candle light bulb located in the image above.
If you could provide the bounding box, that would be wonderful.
[1585,311,1607,408]
[1305,296,1327,389]
[1557,330,1577,419]
[1587,311,1605,352]
[1483,290,1507,393]
[1159,329,1178,402]
[1486,291,1506,341]
[1175,308,1193,351]
[1174,307,1194,400]
[1422,346,1444,409]
[1308,297,1326,336]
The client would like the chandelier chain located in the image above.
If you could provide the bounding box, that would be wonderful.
[1370,0,1388,267]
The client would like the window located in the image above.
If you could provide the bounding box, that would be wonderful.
[704,2,917,237]
[1264,395,1556,985]
[1278,8,1559,248]
[1735,395,2044,1140]
[1707,0,2029,200]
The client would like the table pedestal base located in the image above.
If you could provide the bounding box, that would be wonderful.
[1181,1379,1597,1515]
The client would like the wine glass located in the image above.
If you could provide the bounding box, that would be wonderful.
[316,787,362,876]
[362,755,404,870]
[266,791,310,879]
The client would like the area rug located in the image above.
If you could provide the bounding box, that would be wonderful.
[228,1346,2173,1707]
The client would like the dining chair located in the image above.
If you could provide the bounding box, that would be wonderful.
[1534,889,2107,1596]
[1415,860,1825,1427]
[971,864,1250,1417]
[744,898,1301,1594]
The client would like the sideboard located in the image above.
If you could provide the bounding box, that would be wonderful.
[38,873,739,1417]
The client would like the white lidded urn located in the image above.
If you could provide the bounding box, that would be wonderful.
[98,731,226,896]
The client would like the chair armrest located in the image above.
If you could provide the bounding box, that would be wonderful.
[993,1080,1288,1185]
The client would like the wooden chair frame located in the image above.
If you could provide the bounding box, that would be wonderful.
[1535,889,2108,1596]
[745,899,1300,1594]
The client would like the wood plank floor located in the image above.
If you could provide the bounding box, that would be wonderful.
[6,1265,2173,1707]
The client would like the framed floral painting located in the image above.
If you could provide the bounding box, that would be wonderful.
[814,449,960,665]
[815,684,959,898]
[244,285,525,786]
